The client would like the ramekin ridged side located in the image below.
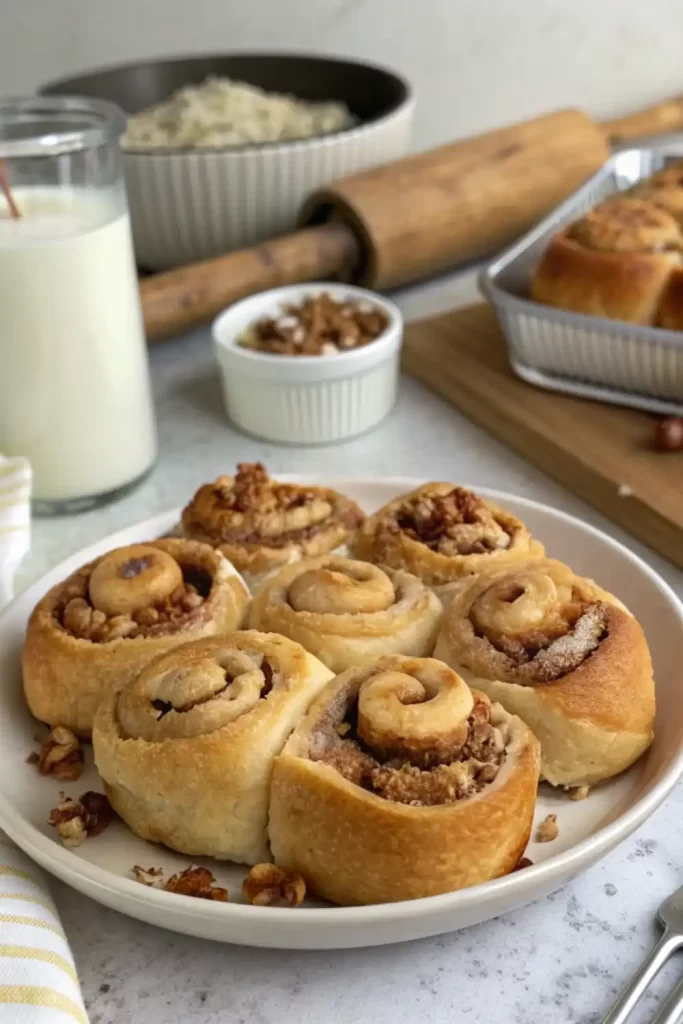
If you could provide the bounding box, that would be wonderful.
[212,284,403,445]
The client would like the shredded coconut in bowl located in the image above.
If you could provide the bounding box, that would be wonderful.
[121,76,355,150]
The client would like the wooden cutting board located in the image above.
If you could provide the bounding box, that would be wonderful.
[402,303,683,569]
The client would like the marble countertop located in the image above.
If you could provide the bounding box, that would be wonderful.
[19,271,683,1024]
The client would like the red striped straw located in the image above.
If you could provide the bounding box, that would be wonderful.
[0,159,21,218]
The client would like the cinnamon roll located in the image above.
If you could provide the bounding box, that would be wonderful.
[180,463,365,589]
[269,656,540,905]
[633,160,683,221]
[633,162,683,329]
[248,556,442,673]
[23,539,249,736]
[352,483,543,605]
[93,632,334,864]
[531,196,683,326]
[434,559,655,787]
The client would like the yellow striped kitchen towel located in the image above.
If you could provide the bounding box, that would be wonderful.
[0,454,89,1022]
[0,842,89,1023]
[0,455,31,608]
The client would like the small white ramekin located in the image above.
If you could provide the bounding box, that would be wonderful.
[212,283,403,445]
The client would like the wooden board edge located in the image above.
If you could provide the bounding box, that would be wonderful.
[402,344,683,571]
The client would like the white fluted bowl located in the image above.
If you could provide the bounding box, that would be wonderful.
[41,54,414,270]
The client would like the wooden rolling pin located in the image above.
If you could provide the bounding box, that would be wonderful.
[141,98,683,341]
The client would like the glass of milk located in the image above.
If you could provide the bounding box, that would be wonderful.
[0,96,157,514]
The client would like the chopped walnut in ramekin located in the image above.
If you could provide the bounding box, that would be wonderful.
[240,292,389,357]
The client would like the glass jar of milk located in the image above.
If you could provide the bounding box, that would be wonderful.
[0,97,157,514]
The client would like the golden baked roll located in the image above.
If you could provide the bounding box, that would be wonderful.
[93,632,333,864]
[531,196,683,325]
[23,539,249,736]
[633,159,683,220]
[269,655,540,905]
[352,483,543,605]
[180,462,365,588]
[248,555,442,673]
[434,558,655,788]
[633,163,683,330]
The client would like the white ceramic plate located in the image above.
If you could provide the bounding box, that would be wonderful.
[1,478,682,950]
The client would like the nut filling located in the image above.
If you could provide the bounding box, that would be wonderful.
[470,587,609,684]
[392,487,512,556]
[182,462,363,549]
[309,666,507,807]
[54,557,213,643]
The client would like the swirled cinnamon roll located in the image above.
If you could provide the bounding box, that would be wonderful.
[531,196,683,325]
[23,539,249,736]
[269,655,540,905]
[633,160,683,221]
[179,463,365,589]
[352,483,543,605]
[93,632,333,864]
[434,559,655,787]
[248,556,442,673]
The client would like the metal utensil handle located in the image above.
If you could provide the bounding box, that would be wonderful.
[651,976,683,1024]
[602,931,683,1024]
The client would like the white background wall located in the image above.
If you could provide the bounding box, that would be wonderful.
[3,0,683,151]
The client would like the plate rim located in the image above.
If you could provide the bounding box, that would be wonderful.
[2,476,682,932]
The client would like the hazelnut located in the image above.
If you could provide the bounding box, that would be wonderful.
[655,416,683,452]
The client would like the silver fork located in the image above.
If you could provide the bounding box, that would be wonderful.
[603,884,683,1024]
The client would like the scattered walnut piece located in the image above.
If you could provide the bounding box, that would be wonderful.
[569,785,590,802]
[242,864,306,908]
[34,726,84,781]
[163,866,228,902]
[48,790,115,847]
[512,856,534,872]
[536,813,559,843]
[131,865,165,888]
[48,797,88,848]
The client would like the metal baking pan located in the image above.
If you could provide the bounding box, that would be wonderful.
[479,143,683,415]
